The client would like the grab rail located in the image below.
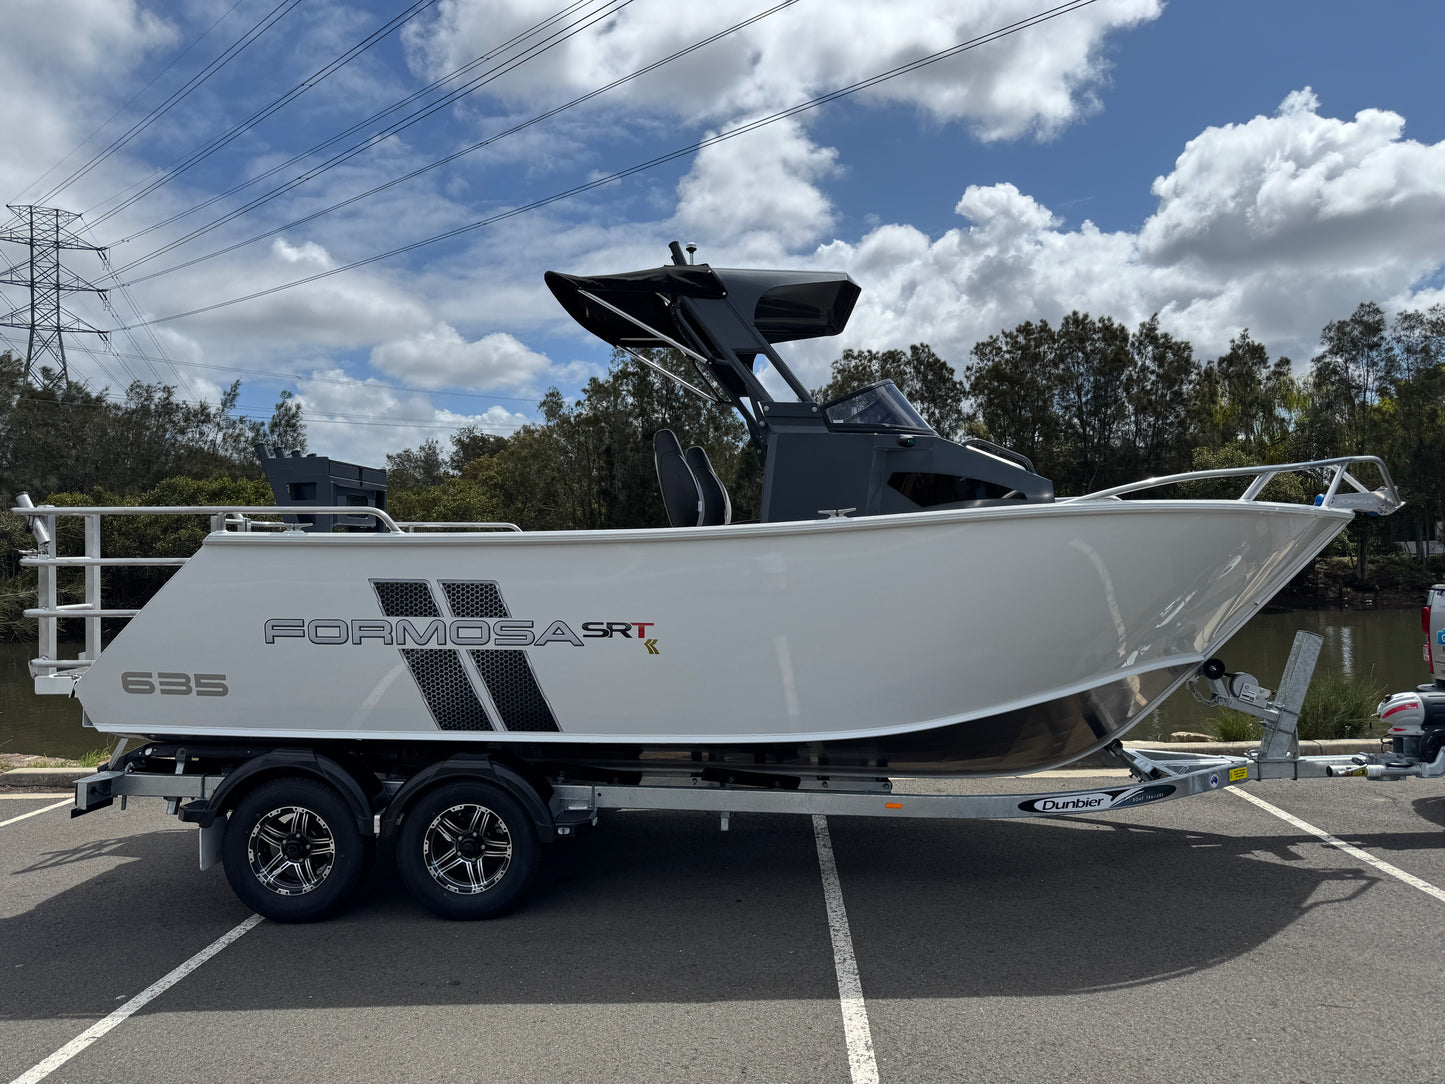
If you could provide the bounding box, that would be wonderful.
[7,500,510,692]
[1062,455,1403,514]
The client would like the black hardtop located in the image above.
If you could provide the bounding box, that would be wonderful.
[545,263,859,349]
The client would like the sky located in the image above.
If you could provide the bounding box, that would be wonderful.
[2,0,1444,466]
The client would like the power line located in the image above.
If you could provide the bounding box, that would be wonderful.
[105,0,622,260]
[119,0,803,287]
[87,0,444,230]
[115,0,1103,330]
[10,0,250,204]
[106,0,632,279]
[36,0,309,207]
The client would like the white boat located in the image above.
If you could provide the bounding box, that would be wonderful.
[25,246,1402,780]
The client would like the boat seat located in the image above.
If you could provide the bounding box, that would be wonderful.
[653,429,702,527]
[686,446,731,526]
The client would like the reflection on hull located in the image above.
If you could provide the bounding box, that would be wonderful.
[407,664,1194,779]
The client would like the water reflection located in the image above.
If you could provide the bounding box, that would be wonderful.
[0,641,93,759]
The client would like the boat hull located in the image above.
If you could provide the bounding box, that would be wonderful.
[74,499,1350,776]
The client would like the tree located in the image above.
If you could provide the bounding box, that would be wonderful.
[1307,302,1395,455]
[448,425,509,473]
[1052,311,1132,492]
[1377,304,1445,563]
[0,353,263,501]
[385,438,448,491]
[1120,315,1197,478]
[1193,330,1297,456]
[390,349,751,531]
[1303,303,1398,580]
[264,390,307,454]
[966,320,1059,477]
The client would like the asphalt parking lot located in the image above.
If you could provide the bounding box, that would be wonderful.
[4,772,1445,1084]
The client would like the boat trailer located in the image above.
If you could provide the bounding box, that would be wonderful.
[70,629,1445,883]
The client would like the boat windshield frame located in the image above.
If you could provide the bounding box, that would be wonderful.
[822,381,935,434]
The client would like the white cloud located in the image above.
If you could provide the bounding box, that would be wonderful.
[293,367,529,465]
[672,119,837,257]
[0,0,176,200]
[369,325,552,389]
[797,90,1445,381]
[407,0,1161,140]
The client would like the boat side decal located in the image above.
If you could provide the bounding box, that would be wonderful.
[469,649,558,731]
[441,580,561,733]
[368,578,562,734]
[373,579,442,618]
[399,647,494,731]
[440,580,508,619]
[372,579,495,732]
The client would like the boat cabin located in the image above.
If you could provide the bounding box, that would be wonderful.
[546,243,1053,524]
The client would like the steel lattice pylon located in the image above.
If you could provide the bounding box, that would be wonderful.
[0,204,108,387]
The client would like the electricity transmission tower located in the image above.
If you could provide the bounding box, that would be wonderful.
[0,204,109,387]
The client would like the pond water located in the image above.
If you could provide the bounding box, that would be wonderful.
[0,607,1430,760]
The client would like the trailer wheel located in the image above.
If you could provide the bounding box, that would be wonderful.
[396,781,540,920]
[222,777,369,923]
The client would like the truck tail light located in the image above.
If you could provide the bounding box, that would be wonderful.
[1428,602,1436,674]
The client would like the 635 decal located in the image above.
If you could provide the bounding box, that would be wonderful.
[121,672,229,696]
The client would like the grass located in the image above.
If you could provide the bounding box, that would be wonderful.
[0,747,110,773]
[1211,711,1261,742]
[1208,668,1385,742]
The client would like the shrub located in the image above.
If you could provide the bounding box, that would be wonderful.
[1211,710,1261,742]
[1207,668,1384,742]
[1296,668,1384,740]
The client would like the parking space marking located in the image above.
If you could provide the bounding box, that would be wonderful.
[1232,787,1445,904]
[7,914,264,1084]
[812,814,879,1084]
[0,799,71,829]
[0,794,71,799]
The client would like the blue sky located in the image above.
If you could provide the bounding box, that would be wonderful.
[2,0,1444,465]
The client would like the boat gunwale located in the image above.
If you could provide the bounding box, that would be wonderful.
[194,497,1354,547]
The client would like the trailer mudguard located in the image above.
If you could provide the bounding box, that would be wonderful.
[178,748,377,836]
[380,754,555,842]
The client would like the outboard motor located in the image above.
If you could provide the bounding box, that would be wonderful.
[1378,690,1445,761]
[1378,583,1445,759]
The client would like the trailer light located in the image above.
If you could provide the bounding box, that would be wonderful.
[885,802,902,809]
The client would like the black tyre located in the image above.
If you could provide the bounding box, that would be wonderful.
[395,780,540,920]
[222,776,369,922]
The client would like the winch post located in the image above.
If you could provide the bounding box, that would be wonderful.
[1258,631,1323,760]
[1188,630,1325,777]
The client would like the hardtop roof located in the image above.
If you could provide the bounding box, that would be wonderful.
[545,263,860,350]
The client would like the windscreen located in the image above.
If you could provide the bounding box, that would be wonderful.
[823,381,934,433]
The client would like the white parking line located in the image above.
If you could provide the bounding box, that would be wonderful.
[812,814,879,1084]
[0,794,71,800]
[7,914,264,1084]
[0,799,71,829]
[1232,788,1445,905]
